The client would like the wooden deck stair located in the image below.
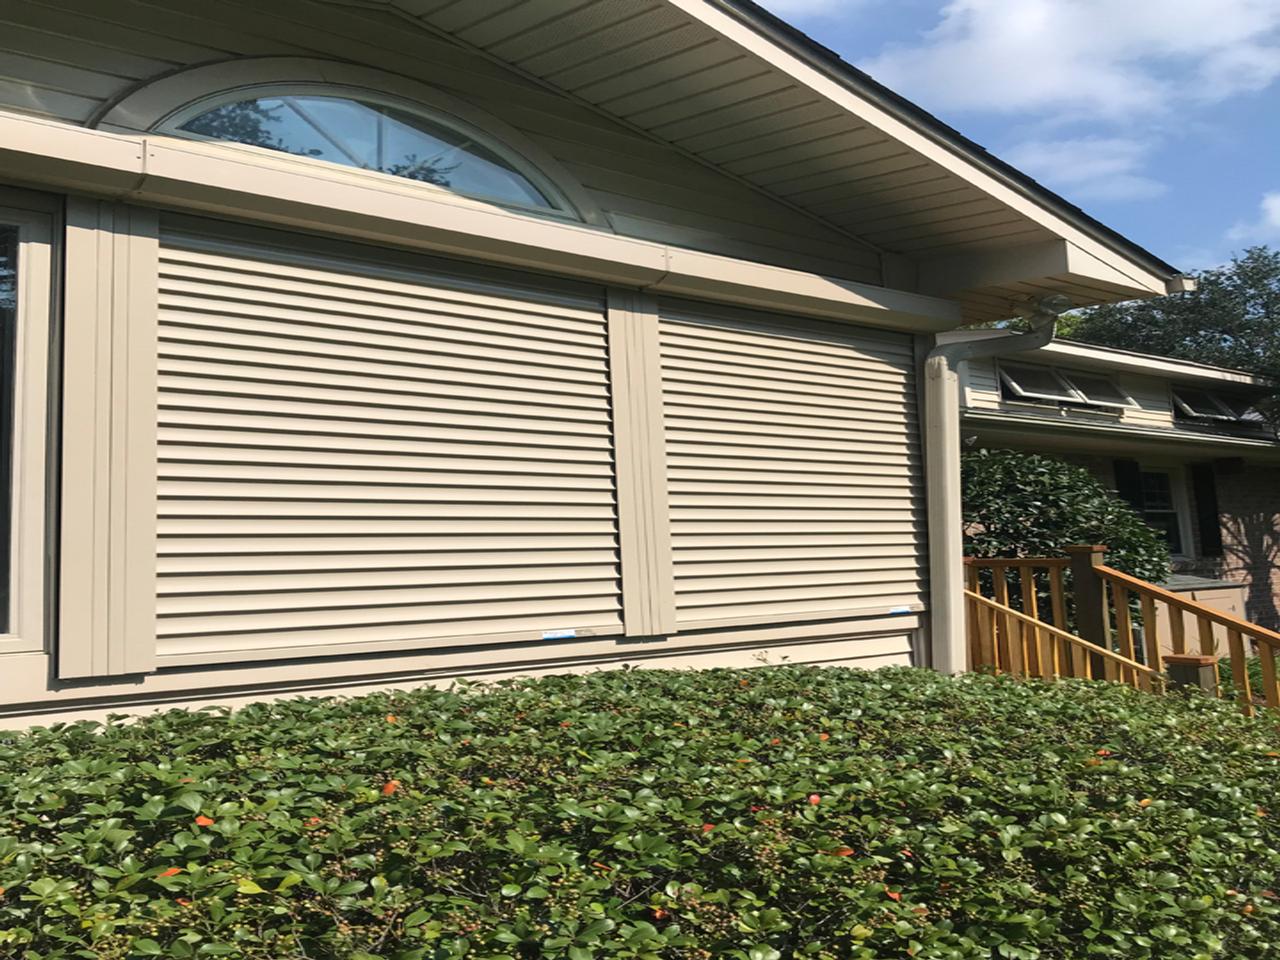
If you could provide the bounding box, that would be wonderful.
[965,546,1280,715]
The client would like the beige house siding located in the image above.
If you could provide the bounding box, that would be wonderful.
[0,0,882,284]
[0,204,923,725]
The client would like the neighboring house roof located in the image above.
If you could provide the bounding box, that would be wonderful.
[314,0,1186,323]
[946,331,1280,458]
[939,331,1277,388]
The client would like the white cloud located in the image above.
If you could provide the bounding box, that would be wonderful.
[1226,191,1280,243]
[1001,137,1167,202]
[863,0,1280,120]
[757,0,859,17]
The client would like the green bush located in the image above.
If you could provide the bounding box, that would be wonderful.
[3,667,1279,959]
[962,448,1171,582]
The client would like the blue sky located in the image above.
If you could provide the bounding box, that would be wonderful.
[757,0,1280,272]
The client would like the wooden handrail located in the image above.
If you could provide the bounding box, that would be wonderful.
[965,557,1070,569]
[964,550,1280,714]
[1097,564,1280,651]
[966,590,1165,688]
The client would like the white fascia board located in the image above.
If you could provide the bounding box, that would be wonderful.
[669,0,1176,297]
[1037,341,1273,387]
[939,329,1272,387]
[0,111,960,332]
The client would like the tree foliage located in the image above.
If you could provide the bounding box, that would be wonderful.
[962,448,1171,582]
[2,667,1279,959]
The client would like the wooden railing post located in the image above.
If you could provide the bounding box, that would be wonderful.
[1066,545,1109,677]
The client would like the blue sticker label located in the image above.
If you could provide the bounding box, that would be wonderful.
[542,629,578,640]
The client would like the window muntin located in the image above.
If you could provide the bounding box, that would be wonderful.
[171,90,566,213]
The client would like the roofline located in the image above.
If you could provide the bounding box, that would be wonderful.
[716,0,1183,282]
[937,330,1275,387]
[1044,338,1276,387]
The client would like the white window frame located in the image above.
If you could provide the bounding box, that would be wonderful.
[1057,369,1135,409]
[998,362,1081,404]
[1134,465,1195,560]
[0,189,55,656]
[999,361,1135,409]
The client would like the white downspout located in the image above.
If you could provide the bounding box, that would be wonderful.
[924,295,1072,673]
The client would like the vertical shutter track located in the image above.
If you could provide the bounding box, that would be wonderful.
[155,234,622,660]
[659,307,925,626]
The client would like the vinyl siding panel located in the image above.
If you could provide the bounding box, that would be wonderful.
[0,0,881,284]
[962,357,1003,411]
[1117,373,1176,428]
[659,304,926,628]
[154,224,624,663]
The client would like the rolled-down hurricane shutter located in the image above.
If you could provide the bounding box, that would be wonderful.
[658,304,925,628]
[155,228,622,664]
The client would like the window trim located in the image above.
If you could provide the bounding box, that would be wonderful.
[93,57,609,228]
[0,189,56,656]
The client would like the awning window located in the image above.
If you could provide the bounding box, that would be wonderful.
[1172,387,1243,421]
[999,362,1133,409]
[1059,371,1132,408]
[998,363,1079,403]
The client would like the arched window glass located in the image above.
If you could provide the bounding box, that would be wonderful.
[171,91,564,213]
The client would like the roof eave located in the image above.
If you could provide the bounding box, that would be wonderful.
[714,0,1185,290]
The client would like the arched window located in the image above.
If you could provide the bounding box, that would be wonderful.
[155,85,572,215]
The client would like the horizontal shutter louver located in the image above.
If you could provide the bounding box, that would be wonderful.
[660,306,925,627]
[155,231,622,662]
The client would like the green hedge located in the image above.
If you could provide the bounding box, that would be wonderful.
[2,667,1279,959]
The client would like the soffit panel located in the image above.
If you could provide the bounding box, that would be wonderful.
[387,0,1046,260]
[376,0,1171,319]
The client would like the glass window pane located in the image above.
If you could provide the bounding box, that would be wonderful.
[1061,371,1131,407]
[1172,388,1235,420]
[1139,471,1174,511]
[1000,363,1077,402]
[0,226,16,632]
[179,95,558,211]
[1144,511,1183,554]
[1215,394,1263,421]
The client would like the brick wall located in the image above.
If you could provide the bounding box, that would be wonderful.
[1211,462,1280,630]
